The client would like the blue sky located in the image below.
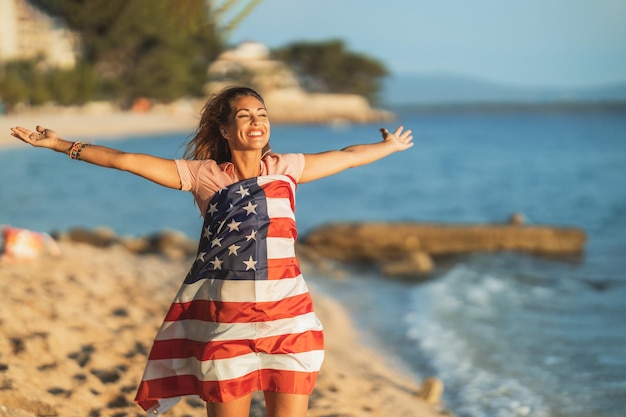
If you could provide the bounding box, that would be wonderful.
[228,0,626,88]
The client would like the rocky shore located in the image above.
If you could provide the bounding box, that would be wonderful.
[46,217,587,281]
[298,220,587,277]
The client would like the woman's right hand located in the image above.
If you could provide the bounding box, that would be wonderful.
[10,125,68,152]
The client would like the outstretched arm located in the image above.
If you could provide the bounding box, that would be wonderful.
[10,125,181,189]
[300,126,413,183]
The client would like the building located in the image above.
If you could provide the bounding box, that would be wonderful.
[0,0,80,69]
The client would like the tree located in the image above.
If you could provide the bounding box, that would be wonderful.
[0,59,100,108]
[47,61,100,105]
[0,68,29,109]
[272,39,389,104]
[30,0,223,104]
[0,60,50,107]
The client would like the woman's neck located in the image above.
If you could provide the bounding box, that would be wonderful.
[231,151,262,179]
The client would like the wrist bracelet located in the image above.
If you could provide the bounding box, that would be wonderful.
[75,143,91,161]
[68,141,91,160]
[68,141,82,159]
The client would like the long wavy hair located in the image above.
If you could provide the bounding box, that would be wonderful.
[183,86,271,163]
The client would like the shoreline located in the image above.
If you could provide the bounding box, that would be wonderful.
[0,240,446,416]
[0,110,200,150]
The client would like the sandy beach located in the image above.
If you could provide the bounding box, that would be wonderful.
[1,111,447,416]
[0,109,200,150]
[0,240,446,417]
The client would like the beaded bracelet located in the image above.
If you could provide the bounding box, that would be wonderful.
[74,143,91,161]
[68,141,91,160]
[68,141,82,159]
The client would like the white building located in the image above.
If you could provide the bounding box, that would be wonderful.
[0,0,80,69]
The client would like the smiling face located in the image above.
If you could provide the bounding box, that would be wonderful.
[220,95,270,153]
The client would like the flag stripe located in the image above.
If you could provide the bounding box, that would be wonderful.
[266,237,296,259]
[267,217,296,238]
[148,330,324,361]
[173,275,309,304]
[142,350,324,382]
[164,292,314,323]
[267,258,300,280]
[259,176,296,200]
[137,368,318,407]
[155,312,323,342]
[266,197,295,220]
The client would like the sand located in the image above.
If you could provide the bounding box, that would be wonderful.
[0,242,446,417]
[0,111,199,150]
[0,110,447,416]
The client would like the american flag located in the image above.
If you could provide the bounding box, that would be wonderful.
[135,175,324,414]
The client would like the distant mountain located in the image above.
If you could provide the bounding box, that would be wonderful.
[381,73,626,106]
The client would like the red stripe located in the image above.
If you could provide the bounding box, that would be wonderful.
[255,330,324,355]
[261,179,294,200]
[267,217,297,239]
[267,258,300,280]
[135,369,318,408]
[148,330,324,361]
[164,292,314,323]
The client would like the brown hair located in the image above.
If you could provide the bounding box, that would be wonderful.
[183,86,271,163]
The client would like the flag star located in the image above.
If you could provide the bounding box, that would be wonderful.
[227,219,242,232]
[207,203,218,216]
[210,256,223,270]
[228,244,241,256]
[243,255,257,271]
[245,230,257,241]
[217,220,226,233]
[243,201,257,215]
[203,226,212,240]
[228,203,235,212]
[236,185,250,198]
[210,237,222,248]
[196,252,206,262]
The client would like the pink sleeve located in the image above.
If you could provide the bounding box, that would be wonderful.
[262,153,305,182]
[175,159,205,192]
[175,159,232,215]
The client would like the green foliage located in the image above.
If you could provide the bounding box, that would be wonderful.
[0,68,29,107]
[0,59,101,108]
[272,39,389,104]
[0,61,49,107]
[27,0,223,105]
[48,61,101,105]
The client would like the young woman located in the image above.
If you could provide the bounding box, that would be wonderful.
[10,86,413,417]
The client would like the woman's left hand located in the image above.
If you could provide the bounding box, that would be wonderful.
[380,126,414,151]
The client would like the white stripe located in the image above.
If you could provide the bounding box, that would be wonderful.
[142,350,325,382]
[257,175,296,191]
[155,312,323,342]
[266,197,295,220]
[175,275,308,304]
[267,237,296,259]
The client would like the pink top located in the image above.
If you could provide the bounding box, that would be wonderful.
[175,153,305,215]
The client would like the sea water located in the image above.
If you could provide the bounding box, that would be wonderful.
[1,107,625,417]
